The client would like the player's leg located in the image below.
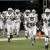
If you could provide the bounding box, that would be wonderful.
[25,30,28,38]
[44,27,49,50]
[7,24,11,42]
[0,22,2,30]
[45,36,49,50]
[5,23,7,32]
[10,24,14,39]
[31,35,34,45]
[33,26,37,42]
[24,20,28,38]
[28,28,34,45]
[31,28,36,45]
[17,25,20,37]
[28,28,32,38]
[16,23,20,37]
[14,23,16,35]
[48,29,50,40]
[24,25,28,38]
[2,23,5,36]
[13,21,15,35]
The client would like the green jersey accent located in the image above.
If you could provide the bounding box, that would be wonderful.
[48,18,50,26]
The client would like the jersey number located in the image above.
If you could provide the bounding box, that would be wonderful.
[30,17,34,21]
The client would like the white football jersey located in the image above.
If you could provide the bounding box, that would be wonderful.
[6,12,14,25]
[27,13,38,24]
[42,13,50,27]
[23,13,29,20]
[14,13,21,23]
[27,13,38,27]
[23,13,31,25]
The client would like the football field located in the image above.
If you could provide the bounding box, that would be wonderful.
[0,38,50,50]
[0,31,50,50]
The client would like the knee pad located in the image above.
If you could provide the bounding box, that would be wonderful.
[7,35,10,38]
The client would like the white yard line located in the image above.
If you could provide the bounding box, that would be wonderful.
[0,37,45,41]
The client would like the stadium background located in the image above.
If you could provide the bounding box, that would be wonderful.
[0,1,50,50]
[0,0,50,30]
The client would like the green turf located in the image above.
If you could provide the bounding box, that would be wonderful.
[0,31,26,38]
[0,39,50,50]
[0,30,45,38]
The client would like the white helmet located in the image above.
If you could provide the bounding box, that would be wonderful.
[45,8,50,12]
[25,10,30,13]
[32,9,36,13]
[2,11,7,16]
[2,11,7,14]
[15,9,20,12]
[2,11,5,14]
[8,8,13,11]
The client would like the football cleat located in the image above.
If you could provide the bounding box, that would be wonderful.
[8,38,10,42]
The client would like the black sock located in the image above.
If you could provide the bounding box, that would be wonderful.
[45,44,49,50]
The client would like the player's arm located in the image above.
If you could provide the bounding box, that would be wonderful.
[39,14,44,31]
[35,14,38,23]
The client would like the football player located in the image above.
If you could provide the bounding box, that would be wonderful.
[27,9,38,45]
[41,8,50,50]
[6,8,14,42]
[23,9,31,38]
[2,11,8,36]
[14,9,21,37]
